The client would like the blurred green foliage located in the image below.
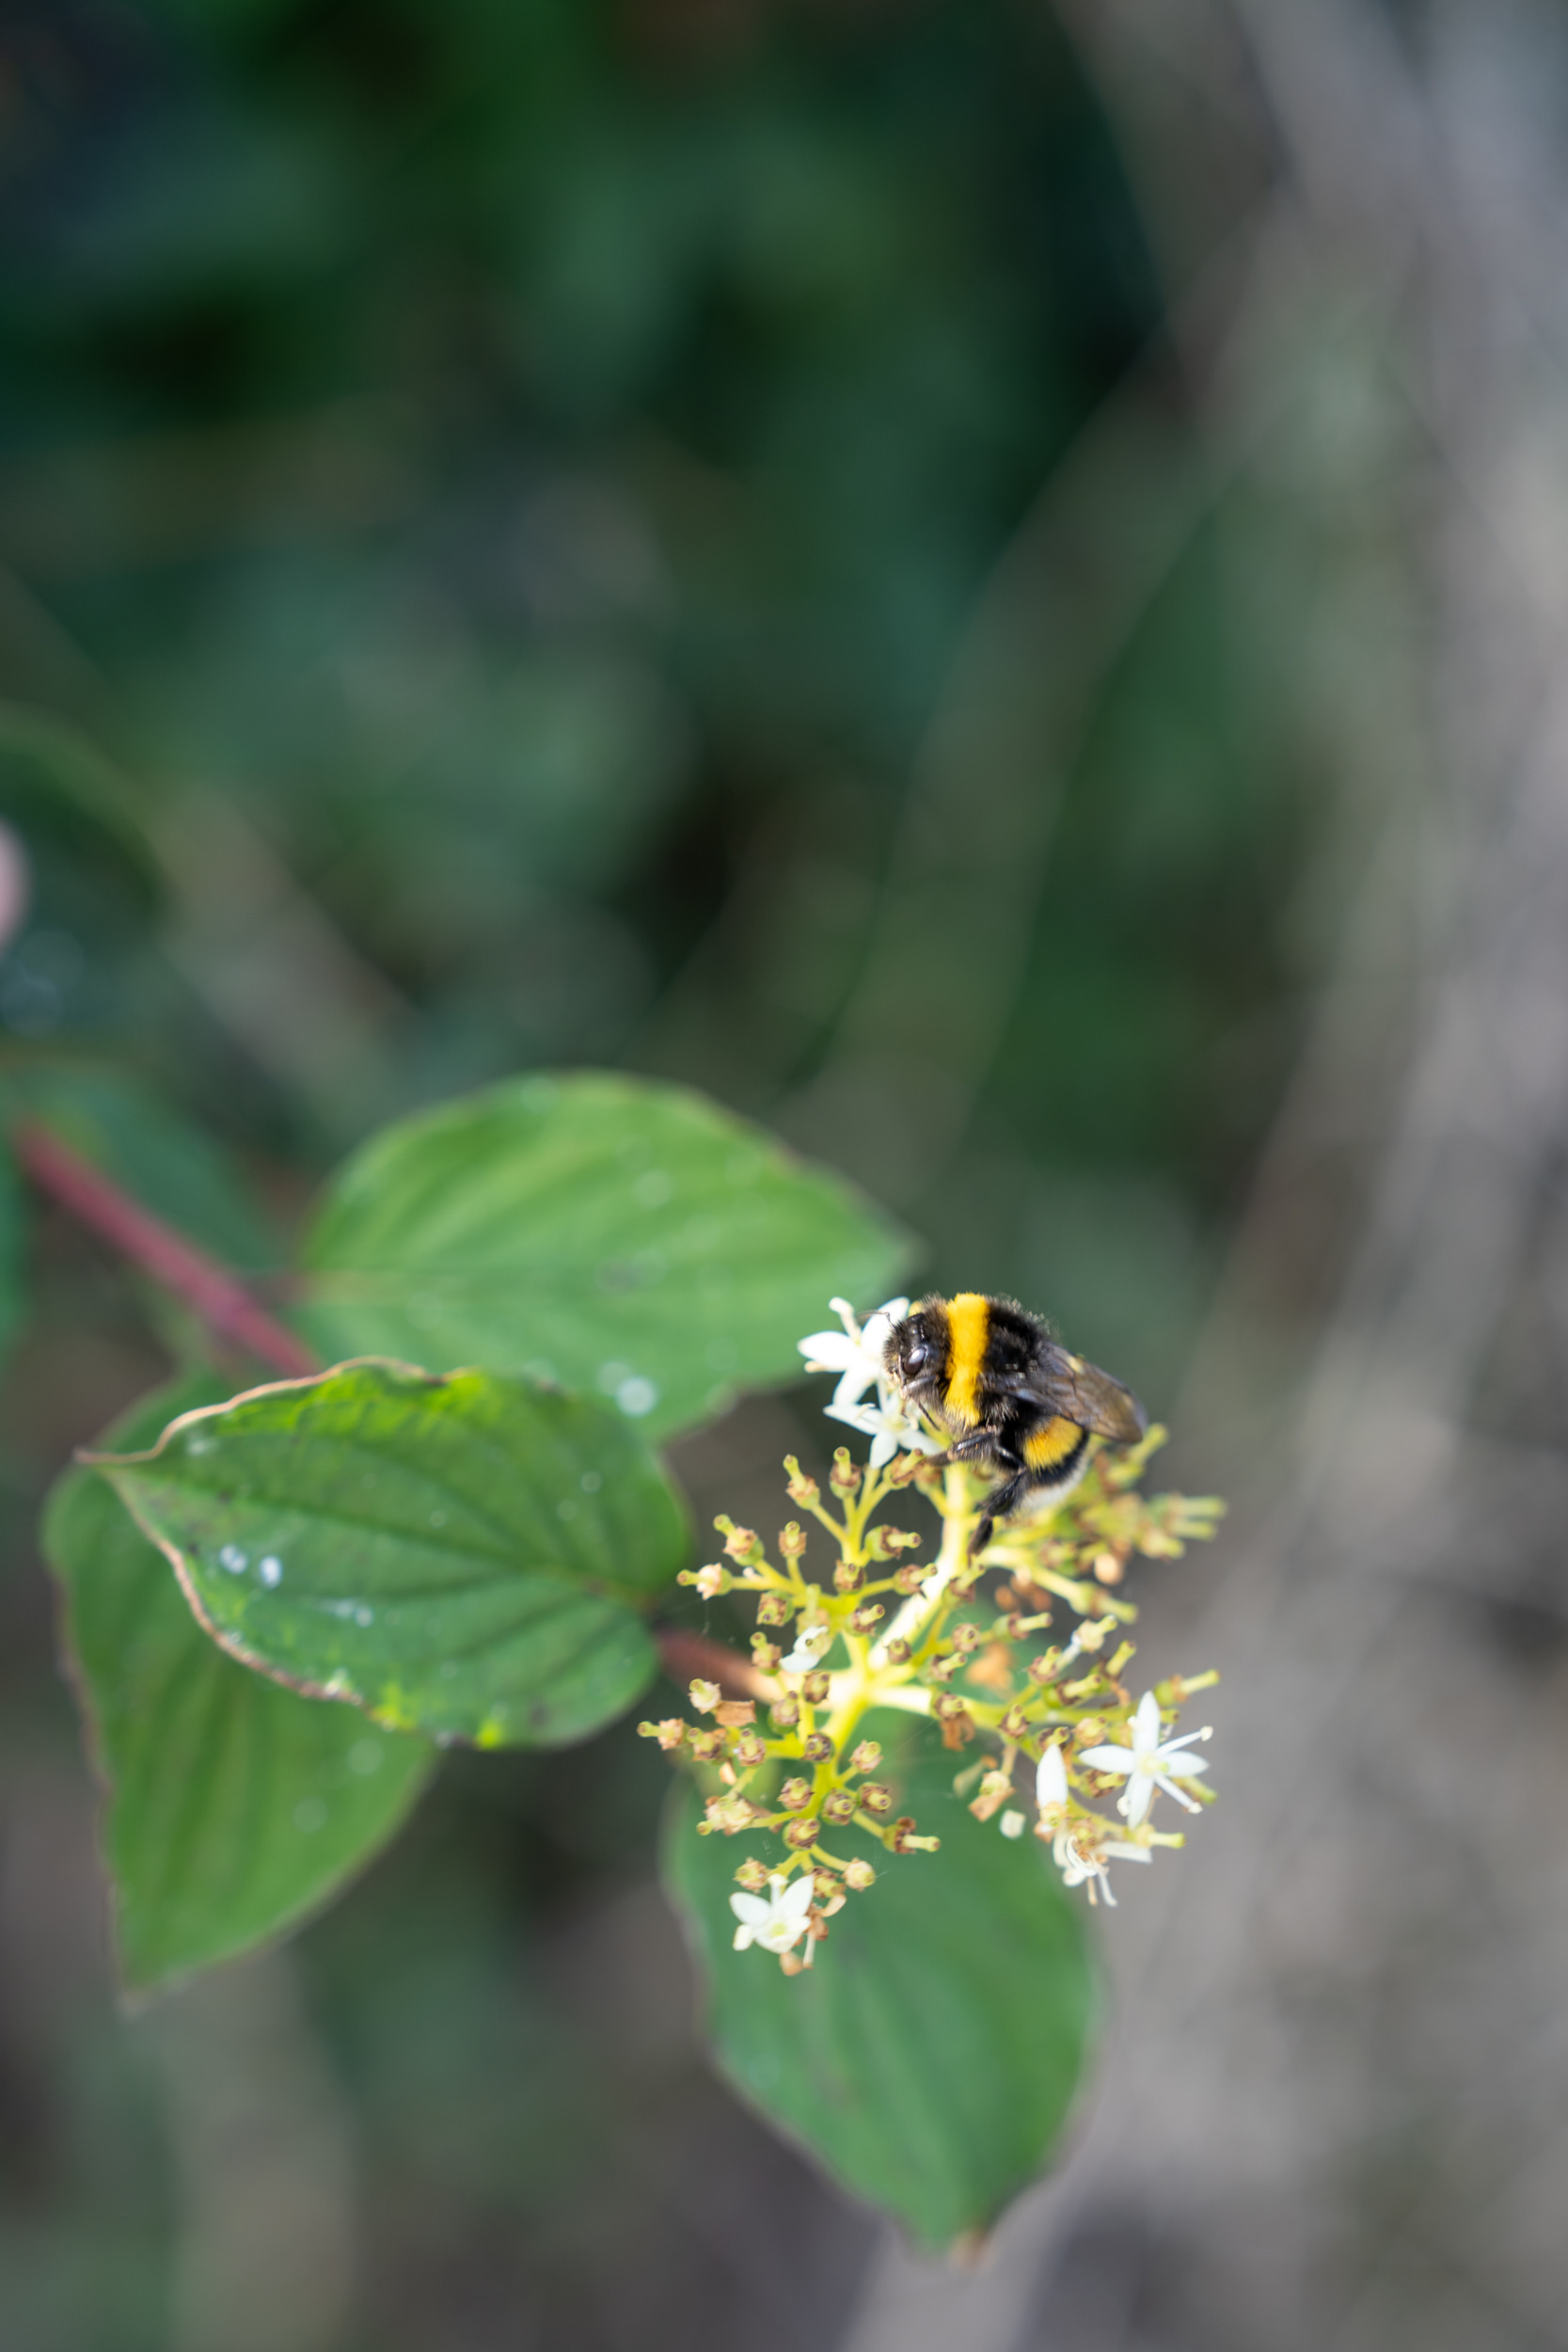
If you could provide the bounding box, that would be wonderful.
[0,1,1324,2341]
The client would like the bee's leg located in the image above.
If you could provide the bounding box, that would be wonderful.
[969,1470,1029,1561]
[944,1432,1002,1466]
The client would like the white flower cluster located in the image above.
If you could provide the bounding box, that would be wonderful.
[1032,1691,1211,1905]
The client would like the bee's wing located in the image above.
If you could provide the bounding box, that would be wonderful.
[1011,1344,1147,1444]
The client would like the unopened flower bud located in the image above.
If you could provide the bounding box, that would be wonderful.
[688,1564,731,1598]
[882,1638,911,1663]
[860,1782,894,1816]
[720,1522,763,1565]
[951,1623,983,1654]
[801,1669,831,1706]
[999,1810,1025,1839]
[829,1449,860,1496]
[751,1637,782,1671]
[689,1678,721,1714]
[1073,1717,1106,1747]
[1000,1704,1033,1740]
[845,1857,876,1890]
[768,1697,800,1730]
[848,1740,881,1774]
[688,1728,725,1762]
[1092,1550,1125,1585]
[832,1559,863,1593]
[735,1856,769,1891]
[733,1733,767,1768]
[638,1718,688,1750]
[705,1794,754,1834]
[890,1818,940,1854]
[783,1816,819,1849]
[893,1564,925,1594]
[779,1777,813,1811]
[801,1732,833,1763]
[778,1521,807,1559]
[969,1770,1012,1821]
[1028,1651,1062,1684]
[821,1788,857,1824]
[784,1456,819,1506]
[849,1602,884,1632]
[756,1592,790,1627]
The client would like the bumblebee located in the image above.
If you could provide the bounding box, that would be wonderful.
[883,1293,1147,1557]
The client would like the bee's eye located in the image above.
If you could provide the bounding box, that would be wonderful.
[905,1341,932,1375]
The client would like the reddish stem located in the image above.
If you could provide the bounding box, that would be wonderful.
[13,1119,319,1378]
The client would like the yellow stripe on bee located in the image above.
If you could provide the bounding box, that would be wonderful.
[1023,1416,1083,1472]
[943,1293,991,1429]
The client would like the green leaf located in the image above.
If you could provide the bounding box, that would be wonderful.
[297,1071,913,1438]
[662,1717,1098,2249]
[5,1064,280,1269]
[44,1374,434,1994]
[95,1359,689,1749]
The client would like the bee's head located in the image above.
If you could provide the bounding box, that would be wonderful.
[884,1304,943,1399]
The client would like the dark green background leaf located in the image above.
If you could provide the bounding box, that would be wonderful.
[297,1072,913,1438]
[663,1716,1098,2249]
[45,1374,434,1994]
[0,1135,26,1373]
[98,1359,689,1749]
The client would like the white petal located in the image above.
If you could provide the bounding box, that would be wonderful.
[1036,1745,1069,1809]
[1119,1776,1154,1827]
[1151,1772,1204,1814]
[999,1810,1025,1839]
[730,1893,770,1927]
[869,1426,898,1468]
[799,1331,861,1368]
[779,1876,816,1919]
[1102,1841,1152,1864]
[1156,1751,1209,1780]
[1131,1690,1163,1753]
[824,1400,880,1437]
[1078,1744,1136,1774]
[732,1925,754,1949]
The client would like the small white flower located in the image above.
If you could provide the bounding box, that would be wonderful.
[799,1295,943,1467]
[798,1296,909,1413]
[1034,1740,1152,1904]
[999,1809,1026,1839]
[825,1392,945,1470]
[779,1621,832,1675]
[731,1872,816,1960]
[1079,1689,1212,1828]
